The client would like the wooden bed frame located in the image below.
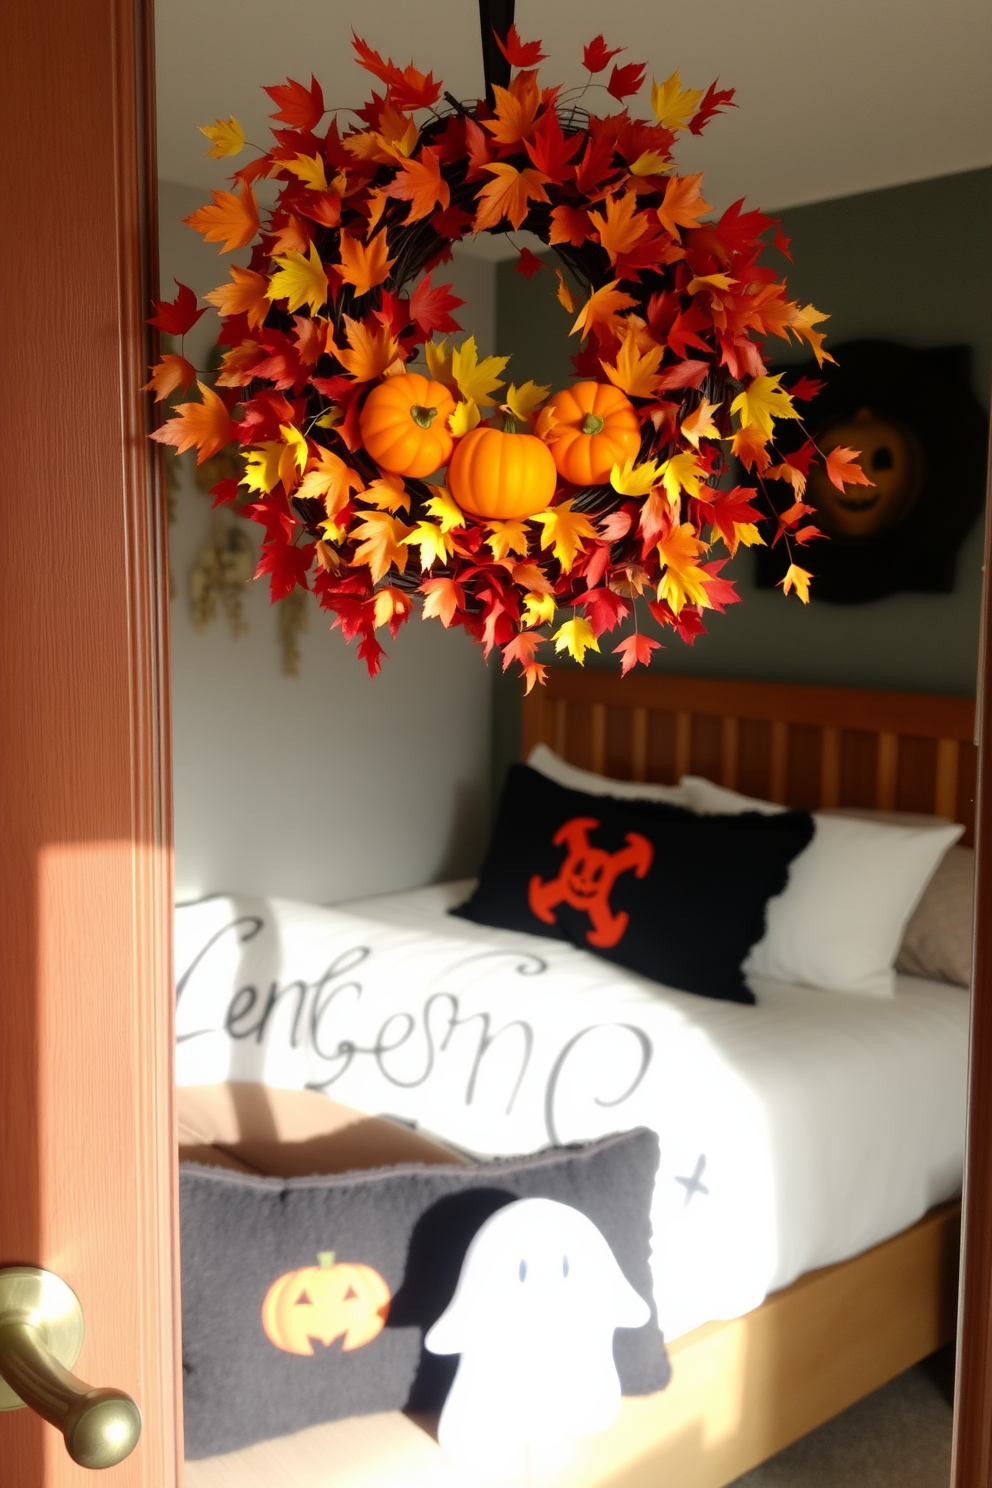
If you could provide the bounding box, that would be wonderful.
[188,670,976,1488]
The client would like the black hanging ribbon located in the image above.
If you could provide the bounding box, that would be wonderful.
[478,0,515,108]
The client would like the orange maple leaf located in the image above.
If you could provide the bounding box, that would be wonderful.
[150,382,237,463]
[730,425,771,474]
[420,576,465,627]
[825,446,872,492]
[269,215,311,256]
[473,162,550,232]
[382,147,450,223]
[143,354,197,401]
[483,72,542,145]
[588,190,650,266]
[548,204,594,248]
[204,266,270,330]
[501,632,547,694]
[295,447,363,518]
[328,315,403,382]
[570,280,637,342]
[336,231,395,297]
[350,511,415,584]
[184,185,259,252]
[656,173,711,240]
[600,327,664,398]
[215,341,262,388]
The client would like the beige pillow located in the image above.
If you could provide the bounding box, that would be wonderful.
[897,844,974,987]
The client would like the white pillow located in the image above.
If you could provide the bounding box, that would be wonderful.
[680,775,963,998]
[527,743,689,805]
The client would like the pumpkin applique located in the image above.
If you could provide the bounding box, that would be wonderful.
[262,1251,391,1356]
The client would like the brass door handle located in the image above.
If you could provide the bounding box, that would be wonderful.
[0,1267,141,1469]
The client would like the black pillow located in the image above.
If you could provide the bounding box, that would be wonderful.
[181,1127,668,1459]
[453,764,814,1004]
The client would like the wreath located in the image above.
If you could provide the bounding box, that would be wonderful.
[149,22,848,689]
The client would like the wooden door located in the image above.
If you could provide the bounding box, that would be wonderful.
[0,0,180,1484]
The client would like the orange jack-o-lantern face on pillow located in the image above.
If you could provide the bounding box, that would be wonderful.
[807,406,923,539]
[262,1251,391,1356]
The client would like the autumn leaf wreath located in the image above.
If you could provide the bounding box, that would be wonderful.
[149,26,859,689]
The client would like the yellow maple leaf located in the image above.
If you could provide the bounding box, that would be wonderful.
[242,442,283,494]
[555,268,576,314]
[337,231,395,298]
[680,398,722,449]
[522,589,555,627]
[504,381,551,423]
[279,153,329,192]
[651,70,703,130]
[448,398,481,437]
[766,460,808,498]
[184,185,259,253]
[328,315,402,382]
[295,448,363,518]
[451,336,509,408]
[656,524,712,614]
[600,328,664,398]
[588,190,650,266]
[278,423,309,493]
[730,374,800,440]
[199,116,245,159]
[610,456,665,497]
[486,520,530,561]
[267,242,328,315]
[425,487,466,532]
[629,150,670,177]
[657,173,711,240]
[402,521,456,569]
[552,617,599,665]
[531,500,598,573]
[425,337,455,387]
[351,511,415,583]
[658,451,707,504]
[734,523,765,550]
[687,272,736,295]
[359,473,409,511]
[570,280,638,342]
[473,163,550,233]
[205,265,270,330]
[786,302,833,366]
[780,563,813,603]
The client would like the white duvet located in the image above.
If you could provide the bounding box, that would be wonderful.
[174,882,969,1342]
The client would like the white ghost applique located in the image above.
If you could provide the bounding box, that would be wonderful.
[425,1197,650,1481]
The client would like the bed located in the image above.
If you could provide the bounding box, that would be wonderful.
[177,669,976,1488]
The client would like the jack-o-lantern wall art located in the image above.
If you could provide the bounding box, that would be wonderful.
[755,340,988,604]
[262,1250,391,1356]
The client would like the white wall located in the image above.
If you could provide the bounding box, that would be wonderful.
[160,181,495,904]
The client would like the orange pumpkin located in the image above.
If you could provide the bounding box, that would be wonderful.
[545,382,641,486]
[262,1251,391,1356]
[447,425,558,520]
[359,372,456,478]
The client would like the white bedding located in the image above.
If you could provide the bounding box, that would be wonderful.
[175,882,969,1342]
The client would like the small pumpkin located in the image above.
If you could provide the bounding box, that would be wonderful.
[262,1251,391,1356]
[359,372,456,478]
[447,423,558,521]
[545,382,641,486]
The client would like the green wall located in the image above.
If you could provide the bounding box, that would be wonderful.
[493,168,992,780]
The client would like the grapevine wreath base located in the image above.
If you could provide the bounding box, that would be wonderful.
[149,26,857,689]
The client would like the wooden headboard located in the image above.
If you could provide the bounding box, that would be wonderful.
[521,669,978,844]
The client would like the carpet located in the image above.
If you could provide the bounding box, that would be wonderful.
[730,1349,955,1488]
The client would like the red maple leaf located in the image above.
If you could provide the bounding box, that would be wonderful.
[524,106,583,178]
[494,24,546,67]
[573,132,620,196]
[687,80,736,136]
[788,377,826,402]
[693,485,762,550]
[576,587,629,635]
[772,222,793,260]
[514,247,545,281]
[357,630,387,677]
[147,281,203,336]
[583,36,624,74]
[431,204,474,240]
[613,633,661,674]
[666,305,711,358]
[699,559,741,612]
[263,76,325,131]
[409,271,464,336]
[351,34,440,111]
[607,60,646,101]
[656,358,709,391]
[255,540,314,602]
